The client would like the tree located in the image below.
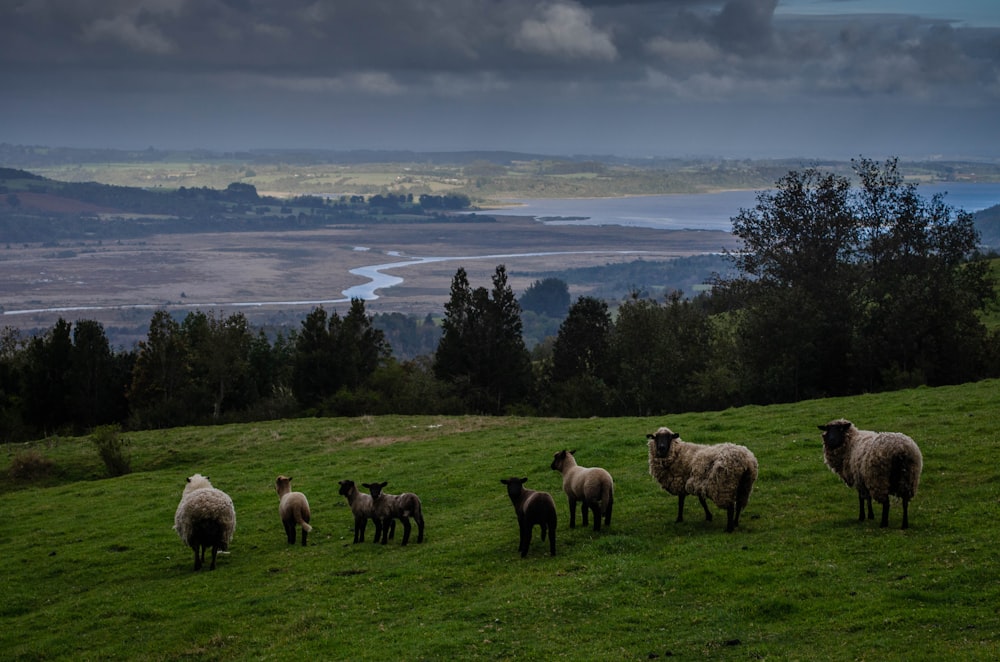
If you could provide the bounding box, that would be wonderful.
[547,296,614,417]
[128,310,194,427]
[22,318,73,433]
[519,277,571,318]
[720,157,995,401]
[69,319,128,429]
[434,265,533,413]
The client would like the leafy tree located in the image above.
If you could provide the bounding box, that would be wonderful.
[22,317,73,434]
[547,296,614,416]
[720,157,995,401]
[68,319,129,429]
[128,310,194,428]
[519,277,570,318]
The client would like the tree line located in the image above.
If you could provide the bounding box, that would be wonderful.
[1,159,997,442]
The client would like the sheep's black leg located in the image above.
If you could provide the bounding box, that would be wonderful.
[857,494,867,522]
[699,496,713,522]
[591,503,601,532]
[193,546,203,571]
[519,524,530,557]
[400,517,412,545]
[901,498,910,530]
[879,500,890,528]
[301,528,308,547]
[725,505,735,533]
[415,515,425,543]
[209,544,218,571]
[284,522,296,544]
[604,498,613,527]
[676,494,686,523]
[569,497,578,528]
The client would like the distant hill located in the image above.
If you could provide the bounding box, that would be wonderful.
[974,204,1000,249]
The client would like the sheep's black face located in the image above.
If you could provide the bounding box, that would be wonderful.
[338,480,354,496]
[501,477,527,499]
[650,432,679,457]
[550,451,566,471]
[819,423,849,449]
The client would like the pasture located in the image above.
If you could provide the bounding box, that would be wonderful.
[2,379,998,660]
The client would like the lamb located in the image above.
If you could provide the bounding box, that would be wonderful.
[818,419,923,529]
[173,473,236,570]
[362,481,425,545]
[275,475,312,546]
[549,449,614,531]
[500,477,557,557]
[337,479,393,544]
[646,427,758,533]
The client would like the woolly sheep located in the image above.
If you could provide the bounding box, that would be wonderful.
[362,481,425,545]
[500,477,557,557]
[173,473,236,570]
[646,427,758,533]
[819,419,923,529]
[549,449,614,531]
[337,479,394,544]
[275,475,312,546]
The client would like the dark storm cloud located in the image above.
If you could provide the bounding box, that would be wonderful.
[1,0,998,155]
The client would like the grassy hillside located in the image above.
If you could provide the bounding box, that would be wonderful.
[2,380,999,660]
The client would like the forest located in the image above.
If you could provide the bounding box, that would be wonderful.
[2,158,998,443]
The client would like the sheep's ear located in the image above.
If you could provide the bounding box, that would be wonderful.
[818,425,828,431]
[569,449,576,455]
[671,433,680,440]
[520,477,528,483]
[501,479,509,485]
[186,477,191,483]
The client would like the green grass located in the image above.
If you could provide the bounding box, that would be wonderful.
[2,382,999,660]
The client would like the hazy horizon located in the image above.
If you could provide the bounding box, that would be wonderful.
[2,1,999,160]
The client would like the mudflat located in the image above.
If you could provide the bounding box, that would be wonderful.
[1,214,737,330]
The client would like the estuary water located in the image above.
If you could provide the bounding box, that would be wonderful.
[486,183,1000,231]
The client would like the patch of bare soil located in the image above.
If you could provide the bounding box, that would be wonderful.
[1,215,737,331]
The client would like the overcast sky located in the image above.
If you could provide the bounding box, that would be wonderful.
[2,0,998,159]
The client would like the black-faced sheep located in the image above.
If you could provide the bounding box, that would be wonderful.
[819,419,923,529]
[647,427,758,533]
[549,449,614,531]
[173,473,236,570]
[275,475,312,546]
[337,479,394,544]
[500,477,557,557]
[362,481,425,545]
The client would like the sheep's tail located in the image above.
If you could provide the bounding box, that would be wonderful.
[296,510,313,532]
[736,467,755,509]
[889,454,917,500]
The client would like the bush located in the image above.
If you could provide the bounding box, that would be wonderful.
[91,424,132,477]
[9,449,55,481]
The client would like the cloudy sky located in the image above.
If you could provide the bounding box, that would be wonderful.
[1,0,998,158]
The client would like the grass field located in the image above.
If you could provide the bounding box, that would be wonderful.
[2,380,999,660]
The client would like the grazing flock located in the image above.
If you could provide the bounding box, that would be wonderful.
[173,418,922,569]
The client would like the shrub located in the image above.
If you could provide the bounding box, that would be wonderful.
[91,424,132,477]
[9,449,55,482]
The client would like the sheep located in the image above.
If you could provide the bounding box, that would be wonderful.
[173,473,236,570]
[337,479,394,544]
[549,449,614,531]
[500,477,557,557]
[818,419,923,529]
[646,427,758,533]
[275,475,312,546]
[362,481,425,545]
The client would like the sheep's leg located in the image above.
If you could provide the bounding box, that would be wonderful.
[699,496,713,522]
[414,513,425,543]
[604,498,613,527]
[591,502,601,532]
[548,521,557,556]
[519,523,531,558]
[725,505,736,533]
[901,498,910,530]
[879,500,890,528]
[400,517,412,545]
[301,527,308,547]
[284,521,296,545]
[569,497,578,528]
[209,544,219,571]
[676,494,686,523]
[193,545,203,571]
